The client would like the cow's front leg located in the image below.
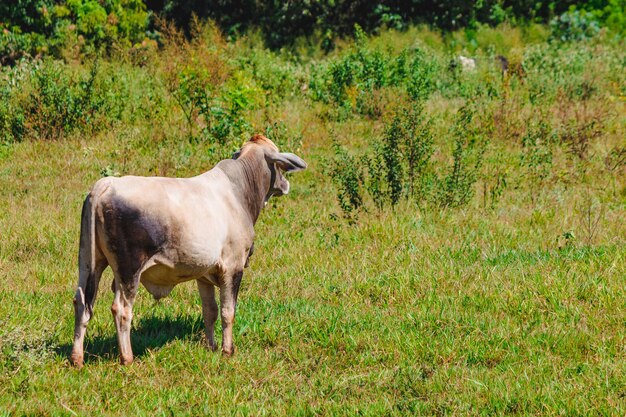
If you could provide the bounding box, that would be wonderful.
[197,279,218,351]
[111,278,138,365]
[219,270,243,356]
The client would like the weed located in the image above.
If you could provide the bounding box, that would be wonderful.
[330,101,435,216]
[329,139,364,219]
[436,105,487,208]
[557,101,605,161]
[604,146,626,173]
[405,48,437,101]
[482,169,508,209]
[520,120,554,204]
[577,195,605,245]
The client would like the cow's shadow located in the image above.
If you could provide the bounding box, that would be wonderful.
[56,314,205,365]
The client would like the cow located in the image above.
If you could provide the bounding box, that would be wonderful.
[459,55,476,71]
[70,134,307,368]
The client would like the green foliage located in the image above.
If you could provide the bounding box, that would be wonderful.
[1,0,624,62]
[310,25,391,114]
[0,0,148,61]
[436,106,487,208]
[0,30,48,65]
[264,120,303,154]
[379,102,435,205]
[55,0,148,47]
[0,65,28,142]
[598,0,626,35]
[330,102,435,217]
[172,64,258,145]
[0,0,55,34]
[0,58,162,142]
[405,48,438,101]
[309,26,438,118]
[550,9,601,42]
[523,41,613,105]
[381,116,404,206]
[203,73,258,144]
[235,46,299,104]
[520,120,555,203]
[0,60,105,141]
[329,139,364,219]
[146,0,624,50]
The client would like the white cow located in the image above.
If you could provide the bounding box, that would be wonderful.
[459,55,476,71]
[71,135,307,367]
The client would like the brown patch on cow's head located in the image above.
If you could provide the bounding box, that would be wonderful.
[249,134,279,151]
[233,134,279,160]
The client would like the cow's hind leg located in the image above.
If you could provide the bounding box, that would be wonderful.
[197,279,219,351]
[71,259,107,368]
[220,270,244,356]
[111,273,139,365]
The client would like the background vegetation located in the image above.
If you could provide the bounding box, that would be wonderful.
[1,1,625,415]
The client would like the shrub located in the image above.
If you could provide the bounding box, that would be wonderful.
[308,26,438,118]
[26,60,97,140]
[377,102,434,205]
[519,120,555,203]
[0,57,155,142]
[202,71,259,144]
[405,48,438,101]
[436,105,487,208]
[329,140,364,220]
[235,46,299,104]
[330,101,435,218]
[556,101,605,161]
[0,30,48,65]
[550,9,600,42]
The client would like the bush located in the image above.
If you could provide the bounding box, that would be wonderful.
[235,46,300,104]
[329,101,435,218]
[375,102,434,206]
[264,120,303,154]
[550,9,600,42]
[436,105,487,208]
[0,0,149,62]
[309,26,438,118]
[519,120,555,203]
[0,30,48,65]
[329,139,365,220]
[405,48,438,101]
[0,57,161,142]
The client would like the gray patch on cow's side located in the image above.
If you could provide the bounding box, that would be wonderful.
[102,192,169,290]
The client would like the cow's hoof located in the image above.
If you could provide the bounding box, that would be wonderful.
[221,347,235,356]
[209,344,218,352]
[70,352,84,369]
[120,355,134,366]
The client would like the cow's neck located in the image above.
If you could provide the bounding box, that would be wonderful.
[219,152,270,224]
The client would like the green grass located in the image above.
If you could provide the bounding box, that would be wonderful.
[1,24,626,415]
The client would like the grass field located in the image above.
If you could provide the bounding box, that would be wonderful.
[1,24,625,415]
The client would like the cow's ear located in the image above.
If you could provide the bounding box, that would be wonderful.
[232,150,241,160]
[267,152,307,172]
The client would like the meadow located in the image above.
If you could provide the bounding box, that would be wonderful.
[0,22,625,415]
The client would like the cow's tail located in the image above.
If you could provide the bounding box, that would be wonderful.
[72,186,109,367]
[72,191,95,366]
[76,186,106,318]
